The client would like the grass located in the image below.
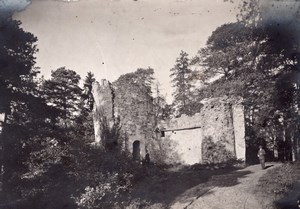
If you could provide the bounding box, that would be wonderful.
[254,162,300,209]
[127,161,246,208]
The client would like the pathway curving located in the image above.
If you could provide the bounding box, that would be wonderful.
[171,163,280,209]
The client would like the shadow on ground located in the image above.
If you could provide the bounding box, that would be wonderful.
[264,165,274,169]
[129,164,252,208]
[274,181,300,209]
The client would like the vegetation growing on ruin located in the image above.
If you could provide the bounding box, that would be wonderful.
[202,136,236,164]
[1,0,300,208]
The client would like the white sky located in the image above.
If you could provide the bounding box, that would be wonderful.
[13,0,238,103]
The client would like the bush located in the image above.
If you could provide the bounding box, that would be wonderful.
[100,116,123,151]
[256,162,300,196]
[255,162,300,208]
[202,136,235,164]
[71,144,146,209]
[75,172,133,209]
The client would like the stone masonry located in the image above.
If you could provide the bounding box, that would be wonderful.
[92,79,155,159]
[158,97,246,165]
[92,78,246,165]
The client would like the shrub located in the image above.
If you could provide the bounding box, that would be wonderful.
[202,136,235,164]
[100,116,123,151]
[256,162,300,196]
[75,172,133,209]
[255,162,300,208]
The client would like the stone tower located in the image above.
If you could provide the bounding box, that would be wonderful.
[92,79,114,144]
[92,78,156,159]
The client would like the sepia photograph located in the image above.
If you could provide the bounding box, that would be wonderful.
[0,0,300,208]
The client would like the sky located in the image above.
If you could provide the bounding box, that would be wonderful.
[10,0,238,102]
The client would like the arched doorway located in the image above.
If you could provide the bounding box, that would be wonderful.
[133,140,140,161]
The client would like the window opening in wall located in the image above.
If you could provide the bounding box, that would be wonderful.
[161,131,165,137]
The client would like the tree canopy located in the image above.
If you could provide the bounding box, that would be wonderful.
[42,67,82,125]
[170,51,194,116]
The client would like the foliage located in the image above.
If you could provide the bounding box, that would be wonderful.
[255,162,300,208]
[148,134,181,165]
[42,67,82,125]
[191,13,300,161]
[113,68,155,151]
[117,67,154,96]
[71,140,148,209]
[23,137,69,179]
[74,109,95,143]
[100,116,123,151]
[153,82,174,122]
[0,18,38,113]
[170,51,194,116]
[82,71,96,111]
[193,23,257,81]
[201,136,236,164]
[0,18,64,202]
[17,123,143,209]
[75,172,133,209]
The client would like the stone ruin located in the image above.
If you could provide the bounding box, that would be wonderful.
[92,79,246,165]
[157,97,245,164]
[92,79,155,160]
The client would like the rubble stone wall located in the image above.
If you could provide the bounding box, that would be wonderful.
[200,98,235,154]
[92,80,114,143]
[92,79,155,157]
[232,103,246,160]
[164,128,202,165]
[92,79,246,164]
[159,97,246,165]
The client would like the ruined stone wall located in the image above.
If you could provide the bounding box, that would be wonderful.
[159,114,202,164]
[232,103,246,161]
[158,97,246,165]
[92,80,114,143]
[113,79,155,157]
[92,80,245,164]
[92,78,155,158]
[200,97,236,155]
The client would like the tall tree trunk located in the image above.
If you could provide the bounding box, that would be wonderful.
[283,127,287,161]
[291,135,296,162]
[0,111,8,200]
[0,112,5,176]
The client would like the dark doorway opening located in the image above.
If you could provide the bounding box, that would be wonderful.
[133,140,140,161]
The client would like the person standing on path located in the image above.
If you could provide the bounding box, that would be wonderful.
[257,145,266,169]
[144,150,150,165]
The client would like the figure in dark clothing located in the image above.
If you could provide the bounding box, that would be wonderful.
[144,150,150,165]
[257,145,266,169]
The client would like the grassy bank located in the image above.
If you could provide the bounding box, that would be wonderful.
[255,162,300,209]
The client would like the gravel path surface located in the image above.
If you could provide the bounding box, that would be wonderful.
[170,163,280,209]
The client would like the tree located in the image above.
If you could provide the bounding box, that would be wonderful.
[153,81,173,122]
[193,0,300,161]
[42,67,82,127]
[82,71,96,111]
[170,50,194,116]
[195,23,257,80]
[236,0,300,161]
[0,18,40,198]
[0,18,38,127]
[118,67,154,96]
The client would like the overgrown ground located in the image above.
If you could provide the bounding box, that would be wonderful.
[254,162,300,209]
[3,160,299,209]
[126,162,249,208]
[128,162,290,209]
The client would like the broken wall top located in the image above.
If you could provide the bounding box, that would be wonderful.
[159,96,243,131]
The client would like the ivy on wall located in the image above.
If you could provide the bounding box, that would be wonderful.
[202,136,235,164]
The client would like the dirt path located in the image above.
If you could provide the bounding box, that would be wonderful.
[170,163,280,209]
